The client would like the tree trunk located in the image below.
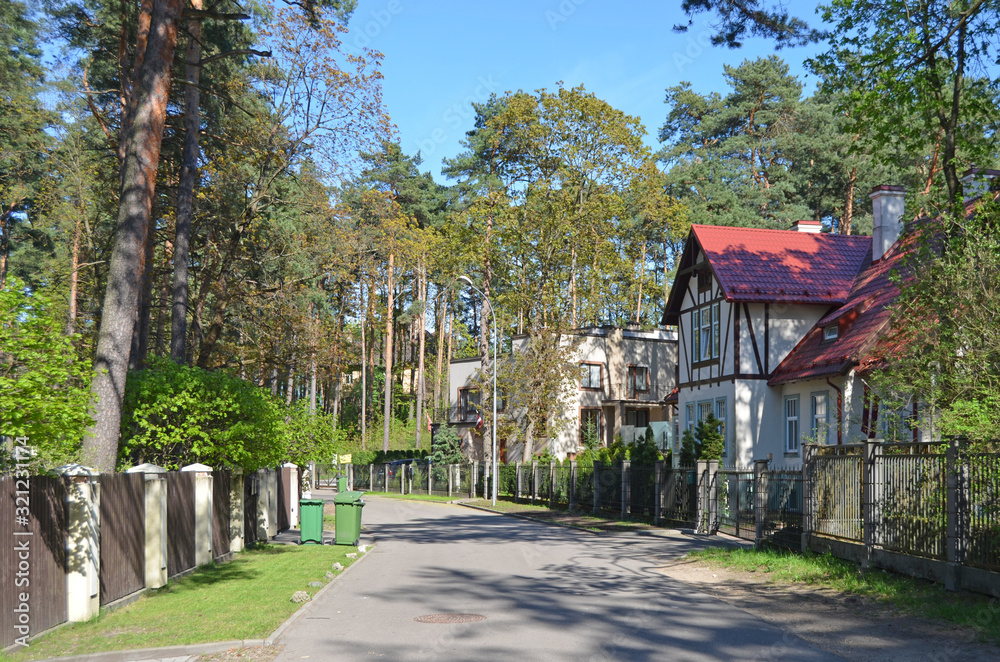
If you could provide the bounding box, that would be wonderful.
[84,0,183,473]
[382,252,395,452]
[360,279,367,449]
[170,0,203,363]
[635,239,646,324]
[843,166,857,236]
[433,288,445,412]
[415,263,427,448]
[129,222,156,369]
[66,215,83,335]
[445,296,453,410]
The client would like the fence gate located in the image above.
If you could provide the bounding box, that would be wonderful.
[243,472,259,546]
[1,475,68,647]
[212,470,232,559]
[166,472,196,577]
[99,473,145,605]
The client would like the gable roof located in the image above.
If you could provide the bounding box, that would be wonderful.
[662,224,871,324]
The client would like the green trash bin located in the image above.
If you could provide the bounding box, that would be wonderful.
[334,491,365,546]
[337,476,348,492]
[299,499,325,544]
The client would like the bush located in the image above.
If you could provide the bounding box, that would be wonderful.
[696,413,725,460]
[120,358,287,470]
[0,280,91,470]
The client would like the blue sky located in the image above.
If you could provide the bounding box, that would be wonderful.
[343,0,829,182]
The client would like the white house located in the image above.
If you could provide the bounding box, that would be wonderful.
[663,174,998,467]
[446,326,678,461]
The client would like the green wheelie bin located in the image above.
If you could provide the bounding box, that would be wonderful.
[299,498,326,544]
[334,491,365,545]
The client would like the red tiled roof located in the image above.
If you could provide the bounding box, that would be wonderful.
[692,225,872,305]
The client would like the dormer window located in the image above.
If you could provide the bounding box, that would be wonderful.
[823,325,838,341]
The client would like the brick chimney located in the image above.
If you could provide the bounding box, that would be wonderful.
[869,185,905,261]
[790,220,822,233]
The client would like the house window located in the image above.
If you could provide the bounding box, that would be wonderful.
[628,365,649,395]
[626,408,649,429]
[580,362,602,390]
[459,388,480,422]
[785,395,800,453]
[686,403,695,431]
[698,401,712,422]
[823,325,838,341]
[697,268,711,293]
[811,392,829,444]
[715,397,727,455]
[580,408,602,446]
[692,303,721,363]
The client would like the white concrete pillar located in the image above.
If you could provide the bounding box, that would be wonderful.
[181,463,213,566]
[126,463,168,589]
[256,469,269,541]
[266,469,278,538]
[230,468,244,553]
[57,464,100,622]
[283,463,299,528]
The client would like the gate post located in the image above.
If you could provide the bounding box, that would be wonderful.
[229,468,244,554]
[945,438,967,591]
[801,445,815,554]
[753,459,769,548]
[182,464,214,566]
[654,460,664,525]
[696,460,707,533]
[58,464,100,622]
[531,461,539,503]
[549,461,556,508]
[126,463,169,588]
[569,461,578,511]
[471,462,478,498]
[515,462,522,502]
[862,440,882,567]
[621,460,630,520]
[707,460,719,534]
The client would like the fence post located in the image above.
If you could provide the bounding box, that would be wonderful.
[707,460,719,534]
[945,439,966,591]
[549,461,556,508]
[862,440,881,567]
[531,461,539,504]
[471,462,477,498]
[483,461,491,500]
[654,460,664,525]
[569,461,578,511]
[182,463,214,566]
[593,461,602,513]
[58,464,100,622]
[229,467,244,554]
[621,460,630,520]
[696,460,708,533]
[801,445,815,554]
[515,462,522,503]
[282,463,299,528]
[753,459,769,548]
[126,463,168,588]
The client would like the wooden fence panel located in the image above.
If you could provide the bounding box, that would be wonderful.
[99,473,145,605]
[243,472,259,546]
[277,467,291,531]
[1,475,68,647]
[212,470,231,559]
[166,472,196,577]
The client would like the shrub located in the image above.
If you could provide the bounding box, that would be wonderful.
[430,425,463,464]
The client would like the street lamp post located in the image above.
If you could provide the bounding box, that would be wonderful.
[458,275,498,506]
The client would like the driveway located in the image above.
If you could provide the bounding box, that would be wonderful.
[274,496,842,661]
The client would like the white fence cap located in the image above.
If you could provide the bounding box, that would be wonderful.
[55,463,99,478]
[126,463,168,474]
[180,463,214,472]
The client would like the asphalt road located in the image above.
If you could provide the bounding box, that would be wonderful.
[273,496,843,661]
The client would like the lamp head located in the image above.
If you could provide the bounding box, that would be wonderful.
[457,275,473,287]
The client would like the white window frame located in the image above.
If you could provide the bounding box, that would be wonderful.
[715,397,727,455]
[785,395,800,454]
[692,303,721,363]
[823,325,838,341]
[810,392,829,444]
[686,403,695,430]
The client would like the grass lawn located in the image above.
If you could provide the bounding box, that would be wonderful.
[689,546,1000,643]
[463,498,657,533]
[2,544,359,661]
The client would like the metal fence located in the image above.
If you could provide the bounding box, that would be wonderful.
[809,448,863,541]
[761,470,803,550]
[661,468,697,527]
[99,472,146,605]
[878,444,947,559]
[166,472,196,578]
[717,469,753,541]
[1,475,67,648]
[966,452,1000,571]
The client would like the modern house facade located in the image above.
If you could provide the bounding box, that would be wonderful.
[446,326,678,461]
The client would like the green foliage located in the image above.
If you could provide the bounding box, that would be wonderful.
[350,448,430,466]
[581,419,600,451]
[430,425,463,464]
[679,427,698,467]
[695,413,725,460]
[120,359,287,471]
[282,399,346,468]
[0,279,91,469]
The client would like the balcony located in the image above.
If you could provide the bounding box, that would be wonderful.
[604,382,671,404]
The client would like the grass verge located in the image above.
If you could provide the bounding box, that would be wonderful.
[688,546,1000,643]
[464,498,657,533]
[367,492,460,503]
[3,544,359,661]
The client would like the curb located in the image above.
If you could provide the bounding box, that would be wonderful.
[38,538,378,662]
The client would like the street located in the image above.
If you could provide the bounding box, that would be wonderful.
[273,496,842,661]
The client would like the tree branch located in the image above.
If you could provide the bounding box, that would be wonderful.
[194,48,272,66]
[181,9,250,20]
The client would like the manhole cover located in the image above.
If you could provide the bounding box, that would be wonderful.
[414,613,486,624]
